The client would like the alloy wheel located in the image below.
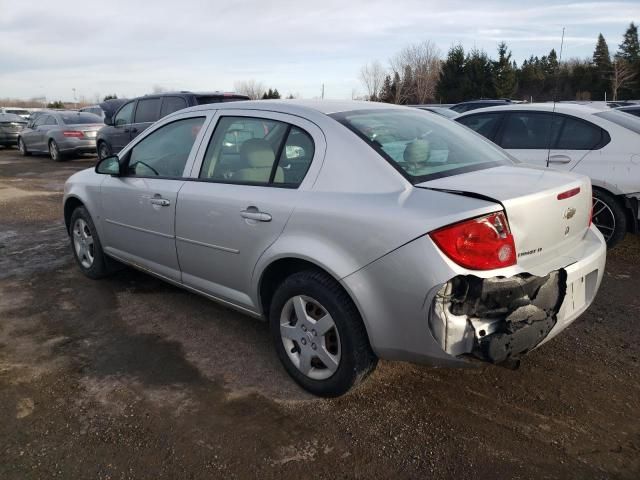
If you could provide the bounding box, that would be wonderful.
[49,141,59,161]
[280,295,341,380]
[73,218,95,269]
[592,197,616,243]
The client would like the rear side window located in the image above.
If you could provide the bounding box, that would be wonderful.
[114,101,134,126]
[595,110,640,134]
[134,98,161,123]
[199,116,313,187]
[43,115,58,126]
[160,96,188,117]
[456,113,503,140]
[556,117,605,150]
[499,112,561,149]
[127,117,205,177]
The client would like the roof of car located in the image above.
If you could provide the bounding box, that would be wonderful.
[180,99,411,117]
[457,102,607,116]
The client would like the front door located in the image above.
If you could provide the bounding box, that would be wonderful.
[100,115,208,281]
[110,100,135,152]
[176,112,322,311]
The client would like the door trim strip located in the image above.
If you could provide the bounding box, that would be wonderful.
[105,218,174,239]
[176,236,239,254]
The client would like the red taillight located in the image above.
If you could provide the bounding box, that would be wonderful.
[63,130,84,138]
[557,187,580,200]
[430,211,517,270]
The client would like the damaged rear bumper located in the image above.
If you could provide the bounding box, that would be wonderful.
[429,227,606,364]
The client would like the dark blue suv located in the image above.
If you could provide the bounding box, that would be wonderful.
[95,91,249,159]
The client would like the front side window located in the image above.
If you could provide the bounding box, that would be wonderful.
[114,101,134,126]
[127,117,205,177]
[332,109,513,183]
[499,112,561,149]
[134,98,161,123]
[456,113,503,140]
[200,116,313,187]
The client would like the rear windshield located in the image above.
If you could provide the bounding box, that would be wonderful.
[331,109,514,183]
[5,109,29,116]
[595,110,640,134]
[60,113,102,125]
[195,95,249,105]
[0,113,26,123]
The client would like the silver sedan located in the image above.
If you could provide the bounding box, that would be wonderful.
[19,110,103,161]
[63,100,606,396]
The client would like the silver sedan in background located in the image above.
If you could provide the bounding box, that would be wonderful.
[0,113,28,147]
[63,100,606,396]
[19,110,103,161]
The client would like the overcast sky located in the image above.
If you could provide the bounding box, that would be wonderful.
[1,0,638,102]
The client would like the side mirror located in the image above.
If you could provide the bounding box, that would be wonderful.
[104,115,114,126]
[95,155,122,176]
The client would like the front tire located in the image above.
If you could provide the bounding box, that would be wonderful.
[97,141,111,160]
[18,137,31,156]
[592,189,626,248]
[69,207,112,279]
[269,270,377,397]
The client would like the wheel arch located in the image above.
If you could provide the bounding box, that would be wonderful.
[592,185,637,234]
[256,256,372,341]
[63,196,85,233]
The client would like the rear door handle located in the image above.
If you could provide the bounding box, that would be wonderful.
[241,207,272,222]
[548,154,572,164]
[150,198,171,207]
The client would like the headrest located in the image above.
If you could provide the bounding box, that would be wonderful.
[240,138,275,168]
[403,140,430,163]
[287,132,313,155]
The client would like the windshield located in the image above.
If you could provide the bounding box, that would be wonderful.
[331,109,514,183]
[60,112,102,125]
[595,110,640,135]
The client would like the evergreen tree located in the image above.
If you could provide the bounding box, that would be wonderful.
[493,42,517,98]
[272,88,281,99]
[379,75,393,103]
[592,33,612,99]
[401,65,415,104]
[464,48,495,99]
[618,22,639,62]
[436,44,467,103]
[617,22,640,97]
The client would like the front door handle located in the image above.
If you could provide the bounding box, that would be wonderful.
[241,207,272,222]
[150,198,171,207]
[548,154,572,164]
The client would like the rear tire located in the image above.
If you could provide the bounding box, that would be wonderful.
[592,189,626,249]
[18,137,31,156]
[49,139,66,162]
[269,270,377,397]
[69,206,113,279]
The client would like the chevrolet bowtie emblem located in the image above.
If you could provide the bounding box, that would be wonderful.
[563,207,576,220]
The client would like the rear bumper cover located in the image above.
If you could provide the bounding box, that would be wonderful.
[342,226,606,366]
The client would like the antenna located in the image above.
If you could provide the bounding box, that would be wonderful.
[546,27,565,168]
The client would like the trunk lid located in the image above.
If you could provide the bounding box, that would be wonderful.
[417,164,592,269]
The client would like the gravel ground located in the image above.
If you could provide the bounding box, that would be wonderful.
[0,146,639,479]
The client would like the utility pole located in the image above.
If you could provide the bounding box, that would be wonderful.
[72,88,77,108]
[321,84,324,100]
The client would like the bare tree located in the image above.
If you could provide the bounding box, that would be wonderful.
[234,80,266,100]
[390,40,441,104]
[611,58,636,101]
[358,61,386,100]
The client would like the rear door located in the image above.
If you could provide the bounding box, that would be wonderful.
[494,111,561,166]
[175,111,324,310]
[130,97,161,142]
[547,115,608,170]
